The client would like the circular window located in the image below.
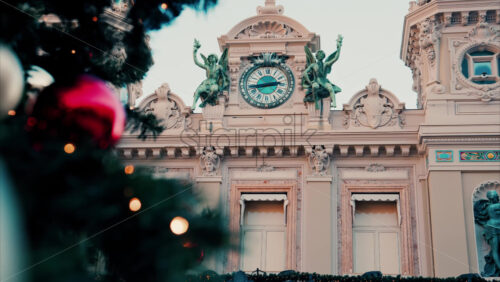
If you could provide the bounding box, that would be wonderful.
[461,46,499,85]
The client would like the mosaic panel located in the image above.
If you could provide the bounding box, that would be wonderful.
[436,150,453,162]
[459,150,500,162]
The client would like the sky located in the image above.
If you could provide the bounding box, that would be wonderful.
[141,0,416,110]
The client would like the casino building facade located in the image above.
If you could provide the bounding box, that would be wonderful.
[117,0,500,278]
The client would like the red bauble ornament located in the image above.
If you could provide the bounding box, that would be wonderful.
[30,75,126,147]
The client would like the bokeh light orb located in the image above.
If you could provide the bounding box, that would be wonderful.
[170,216,189,235]
[64,143,75,154]
[129,197,141,212]
[124,165,134,175]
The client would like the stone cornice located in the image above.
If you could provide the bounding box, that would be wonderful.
[116,143,420,159]
[420,135,500,150]
[119,130,419,145]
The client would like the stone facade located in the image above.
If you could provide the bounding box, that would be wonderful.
[117,0,500,277]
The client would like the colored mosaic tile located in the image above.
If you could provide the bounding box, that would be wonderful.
[436,150,453,162]
[459,150,500,161]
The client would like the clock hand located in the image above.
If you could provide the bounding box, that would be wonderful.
[248,81,284,88]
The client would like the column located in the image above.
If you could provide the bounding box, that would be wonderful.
[303,175,333,273]
[428,171,469,276]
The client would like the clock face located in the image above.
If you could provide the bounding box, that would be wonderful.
[239,64,294,109]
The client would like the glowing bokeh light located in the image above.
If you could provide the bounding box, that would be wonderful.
[129,197,141,212]
[64,143,75,154]
[124,165,134,175]
[170,216,189,235]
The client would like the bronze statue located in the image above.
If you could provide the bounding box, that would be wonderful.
[192,39,229,110]
[303,34,343,110]
[474,189,500,277]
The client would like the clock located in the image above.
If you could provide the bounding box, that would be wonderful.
[239,64,295,109]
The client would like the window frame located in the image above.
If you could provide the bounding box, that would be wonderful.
[351,196,402,274]
[461,48,499,84]
[228,184,297,273]
[239,194,288,272]
[340,184,414,275]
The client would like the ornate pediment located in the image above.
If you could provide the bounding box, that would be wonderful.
[235,20,300,39]
[222,0,313,43]
[138,83,191,130]
[466,21,499,43]
[343,79,405,129]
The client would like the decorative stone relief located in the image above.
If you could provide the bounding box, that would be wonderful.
[450,22,500,101]
[473,181,500,277]
[418,18,443,84]
[200,146,221,176]
[404,18,445,107]
[257,163,275,172]
[308,145,330,176]
[228,57,241,92]
[365,163,385,172]
[407,26,424,107]
[140,83,190,130]
[419,19,440,67]
[235,21,299,39]
[343,79,405,129]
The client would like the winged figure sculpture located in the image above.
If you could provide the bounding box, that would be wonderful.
[302,34,343,110]
[192,39,229,110]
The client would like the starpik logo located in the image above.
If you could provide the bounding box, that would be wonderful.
[180,113,317,151]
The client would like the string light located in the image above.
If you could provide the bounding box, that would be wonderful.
[92,16,98,22]
[64,143,75,154]
[124,165,134,175]
[71,49,76,54]
[129,197,141,212]
[170,216,189,235]
[7,110,15,116]
[160,3,168,10]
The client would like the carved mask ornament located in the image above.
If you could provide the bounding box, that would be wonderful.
[200,146,220,176]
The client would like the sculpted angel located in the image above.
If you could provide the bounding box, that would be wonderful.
[192,39,229,110]
[303,35,343,109]
[474,190,500,277]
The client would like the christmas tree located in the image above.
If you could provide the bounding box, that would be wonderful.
[0,1,227,281]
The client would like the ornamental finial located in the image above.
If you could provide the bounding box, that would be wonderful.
[265,0,276,6]
[257,0,283,15]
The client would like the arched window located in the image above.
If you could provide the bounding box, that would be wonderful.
[461,46,499,85]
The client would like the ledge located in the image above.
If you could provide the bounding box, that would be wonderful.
[306,175,333,182]
[231,170,296,180]
[195,176,223,183]
[341,169,408,180]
